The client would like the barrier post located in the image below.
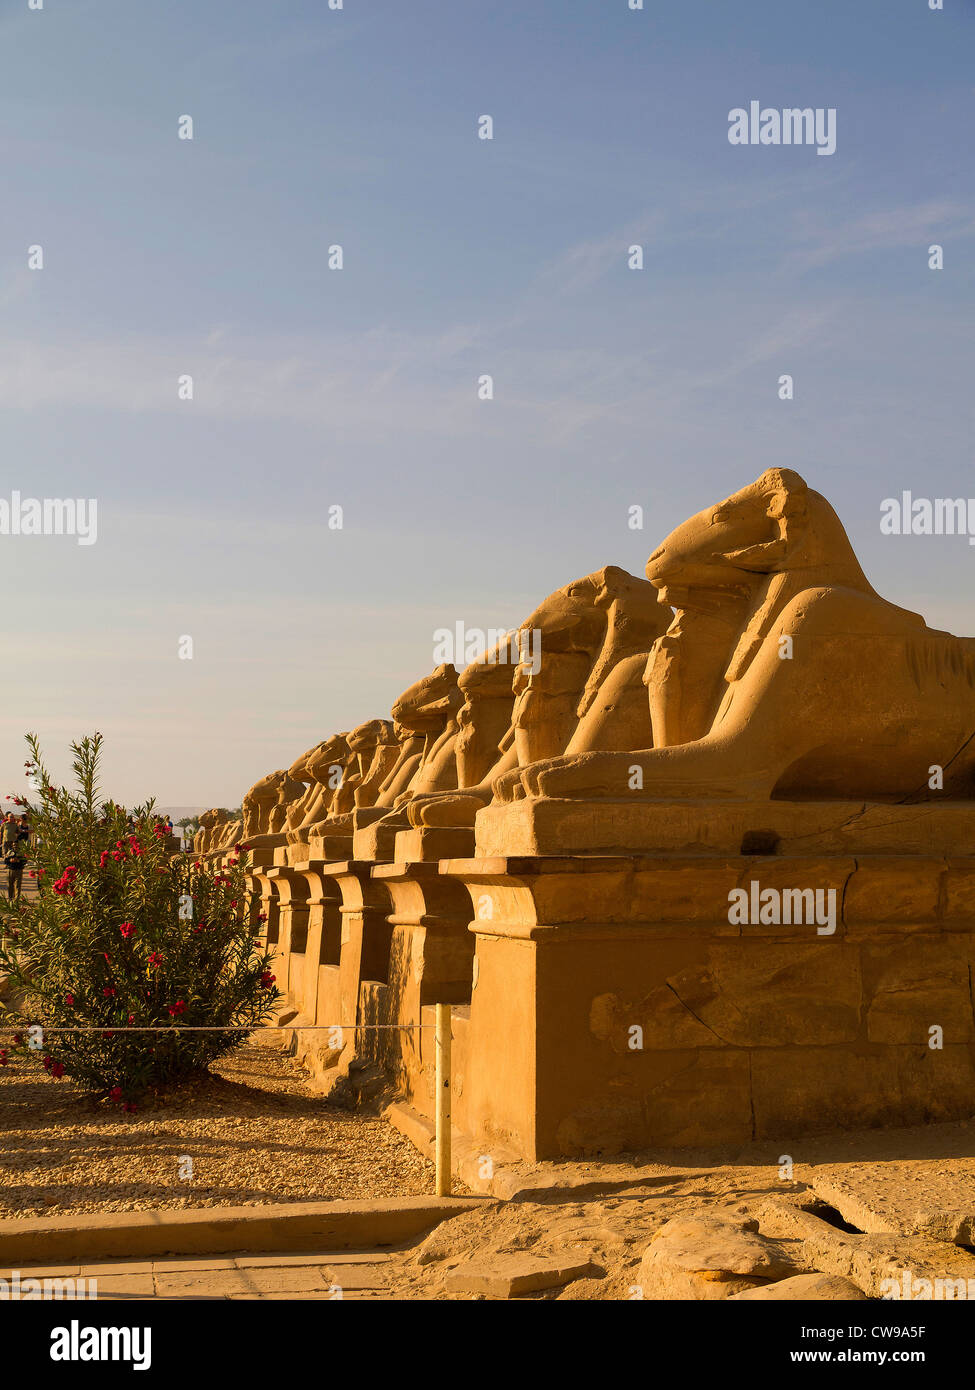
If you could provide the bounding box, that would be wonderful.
[435,1002,451,1196]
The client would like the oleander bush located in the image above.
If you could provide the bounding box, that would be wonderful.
[0,732,280,1108]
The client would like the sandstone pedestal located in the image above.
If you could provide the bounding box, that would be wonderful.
[307,831,354,862]
[351,818,397,862]
[393,826,474,863]
[441,845,975,1162]
[474,797,975,859]
[248,855,475,1104]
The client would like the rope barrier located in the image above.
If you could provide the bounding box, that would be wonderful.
[0,1023,434,1032]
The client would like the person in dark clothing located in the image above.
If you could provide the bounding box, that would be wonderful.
[4,814,29,900]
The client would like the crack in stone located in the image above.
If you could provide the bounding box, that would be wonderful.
[840,857,857,933]
[664,980,733,1046]
[897,724,975,804]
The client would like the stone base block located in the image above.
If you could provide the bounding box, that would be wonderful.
[247,847,277,869]
[445,848,975,1161]
[474,797,975,858]
[307,833,353,861]
[393,826,475,863]
[352,817,404,862]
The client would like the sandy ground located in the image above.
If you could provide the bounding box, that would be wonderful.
[3,1022,975,1297]
[8,1135,975,1299]
[0,1041,434,1218]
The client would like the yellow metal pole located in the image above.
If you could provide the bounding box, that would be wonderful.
[435,1002,451,1196]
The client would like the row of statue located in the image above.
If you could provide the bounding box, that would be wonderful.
[195,468,975,856]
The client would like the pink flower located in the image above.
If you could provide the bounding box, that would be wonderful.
[119,921,136,939]
[102,986,116,998]
[148,952,163,969]
[260,972,275,989]
[64,993,74,1006]
[109,1086,123,1102]
[167,1000,187,1017]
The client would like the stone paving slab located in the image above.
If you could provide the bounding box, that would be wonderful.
[445,1252,600,1298]
[323,1265,396,1290]
[1,1248,402,1300]
[82,1261,156,1276]
[804,1161,975,1238]
[236,1266,337,1294]
[151,1258,239,1273]
[232,1250,390,1268]
[154,1269,281,1298]
[91,1274,157,1298]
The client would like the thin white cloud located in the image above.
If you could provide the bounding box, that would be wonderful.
[782,199,975,273]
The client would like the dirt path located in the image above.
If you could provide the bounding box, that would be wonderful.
[0,1040,433,1219]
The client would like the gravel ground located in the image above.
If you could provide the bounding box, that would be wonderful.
[0,1041,434,1218]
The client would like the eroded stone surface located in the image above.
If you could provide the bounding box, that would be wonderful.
[728,1273,868,1301]
[637,1210,804,1300]
[444,1252,600,1298]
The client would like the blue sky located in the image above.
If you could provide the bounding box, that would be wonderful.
[0,0,972,805]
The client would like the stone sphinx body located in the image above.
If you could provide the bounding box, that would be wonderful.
[349,664,464,841]
[496,468,975,804]
[320,718,406,834]
[212,814,241,853]
[284,733,352,846]
[241,770,304,848]
[228,467,975,846]
[268,773,305,833]
[225,568,667,847]
[202,808,242,855]
[406,565,669,829]
[194,808,228,855]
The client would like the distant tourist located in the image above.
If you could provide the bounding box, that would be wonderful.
[3,813,30,900]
